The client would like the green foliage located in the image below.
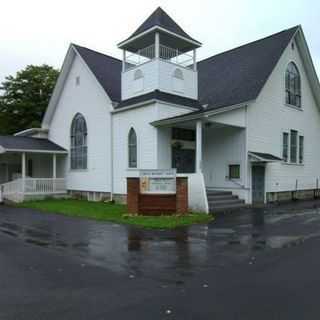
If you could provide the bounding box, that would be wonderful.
[0,65,59,134]
[18,199,213,229]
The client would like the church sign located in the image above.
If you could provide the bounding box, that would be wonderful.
[139,169,176,194]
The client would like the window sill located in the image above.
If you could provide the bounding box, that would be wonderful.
[69,169,88,172]
[285,104,303,111]
[282,161,304,166]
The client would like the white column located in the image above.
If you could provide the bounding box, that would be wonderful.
[53,154,57,193]
[21,153,26,179]
[21,152,26,193]
[193,49,197,71]
[196,120,202,173]
[52,154,57,179]
[122,50,126,72]
[155,32,160,59]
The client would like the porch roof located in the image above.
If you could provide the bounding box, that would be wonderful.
[0,136,67,154]
[249,151,282,162]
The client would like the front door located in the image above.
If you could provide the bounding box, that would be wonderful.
[172,148,195,173]
[252,166,265,203]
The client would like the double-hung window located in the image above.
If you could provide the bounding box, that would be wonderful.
[282,132,289,162]
[290,130,298,163]
[299,135,304,164]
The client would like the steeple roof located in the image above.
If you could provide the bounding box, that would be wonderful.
[118,7,201,50]
[128,7,200,43]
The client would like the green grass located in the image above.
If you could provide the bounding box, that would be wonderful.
[17,199,213,229]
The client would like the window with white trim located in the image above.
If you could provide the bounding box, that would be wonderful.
[299,135,304,164]
[285,62,301,108]
[282,132,289,162]
[283,130,304,164]
[290,130,298,163]
[128,128,137,168]
[70,113,87,170]
[229,164,240,179]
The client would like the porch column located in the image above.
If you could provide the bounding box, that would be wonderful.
[193,49,197,71]
[196,120,202,173]
[155,32,160,59]
[52,154,56,179]
[21,152,26,193]
[52,154,57,193]
[122,50,126,72]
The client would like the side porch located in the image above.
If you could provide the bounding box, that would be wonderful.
[0,136,68,203]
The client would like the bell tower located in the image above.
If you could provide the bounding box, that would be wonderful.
[118,7,201,101]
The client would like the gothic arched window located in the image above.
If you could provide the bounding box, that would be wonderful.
[70,113,87,169]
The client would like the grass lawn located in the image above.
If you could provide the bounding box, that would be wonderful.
[17,199,213,229]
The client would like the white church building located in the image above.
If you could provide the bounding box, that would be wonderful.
[1,7,320,212]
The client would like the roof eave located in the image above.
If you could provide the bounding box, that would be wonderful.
[118,25,202,50]
[14,128,48,137]
[1,148,68,154]
[294,27,320,109]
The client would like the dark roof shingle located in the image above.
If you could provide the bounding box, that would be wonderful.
[197,26,299,110]
[116,90,201,109]
[127,7,199,43]
[73,26,299,110]
[0,136,66,152]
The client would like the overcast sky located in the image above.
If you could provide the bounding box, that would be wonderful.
[1,0,319,84]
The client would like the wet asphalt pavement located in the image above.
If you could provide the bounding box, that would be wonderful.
[1,201,320,319]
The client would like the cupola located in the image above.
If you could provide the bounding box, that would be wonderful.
[118,7,201,101]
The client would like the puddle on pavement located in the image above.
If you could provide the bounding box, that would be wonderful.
[1,207,320,281]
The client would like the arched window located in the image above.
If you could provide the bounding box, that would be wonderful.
[70,113,87,169]
[285,62,301,107]
[173,68,184,80]
[128,128,137,168]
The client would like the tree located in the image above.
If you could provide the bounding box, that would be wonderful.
[0,65,59,134]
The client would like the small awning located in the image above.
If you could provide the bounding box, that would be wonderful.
[0,136,67,154]
[248,151,282,162]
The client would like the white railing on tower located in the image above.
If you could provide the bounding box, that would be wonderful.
[125,44,194,70]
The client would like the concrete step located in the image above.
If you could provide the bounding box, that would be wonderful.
[207,194,239,201]
[208,198,245,206]
[206,190,232,196]
[209,202,247,213]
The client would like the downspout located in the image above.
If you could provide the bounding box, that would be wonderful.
[110,112,114,201]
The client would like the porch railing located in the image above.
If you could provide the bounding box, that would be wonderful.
[1,178,67,203]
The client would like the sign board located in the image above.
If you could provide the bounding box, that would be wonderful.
[140,169,176,194]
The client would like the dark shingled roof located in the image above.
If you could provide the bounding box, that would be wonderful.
[126,7,199,43]
[73,26,299,110]
[198,26,299,110]
[117,90,201,109]
[73,44,122,102]
[0,136,67,152]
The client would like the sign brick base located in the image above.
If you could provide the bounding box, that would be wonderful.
[127,177,188,215]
